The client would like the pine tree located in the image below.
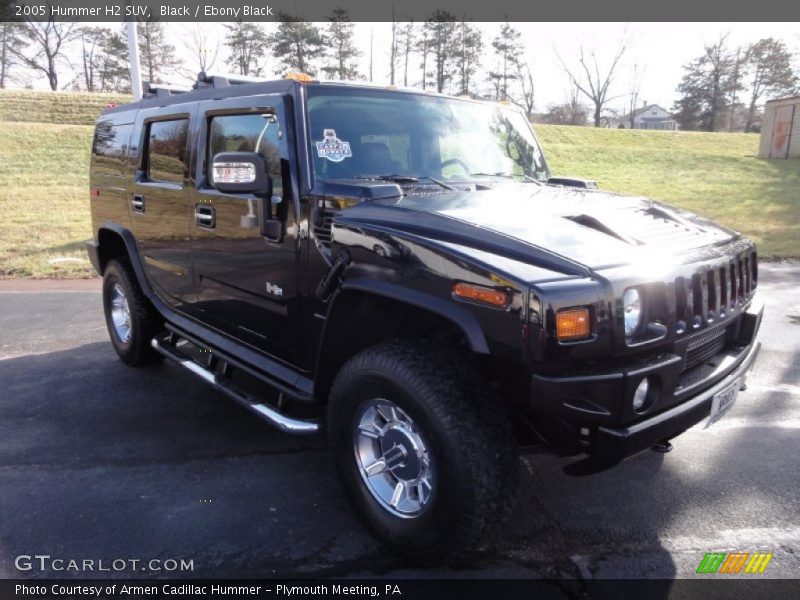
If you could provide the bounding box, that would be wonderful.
[743,38,796,131]
[322,8,360,80]
[489,23,522,101]
[224,21,268,77]
[423,11,458,93]
[268,14,326,76]
[673,36,742,131]
[455,21,482,96]
[137,19,177,84]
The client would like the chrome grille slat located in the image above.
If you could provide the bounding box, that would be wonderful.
[673,252,756,335]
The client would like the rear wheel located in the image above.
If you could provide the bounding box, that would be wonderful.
[102,258,163,366]
[328,341,518,561]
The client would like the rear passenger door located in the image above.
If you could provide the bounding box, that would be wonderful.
[129,109,194,307]
[184,95,304,366]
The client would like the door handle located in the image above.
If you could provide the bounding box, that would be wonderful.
[132,194,145,213]
[195,204,216,228]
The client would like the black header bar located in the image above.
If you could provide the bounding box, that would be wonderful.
[4,0,800,22]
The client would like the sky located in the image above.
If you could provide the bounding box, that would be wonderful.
[12,21,800,114]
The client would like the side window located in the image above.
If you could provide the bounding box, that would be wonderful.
[146,119,188,185]
[92,122,132,177]
[208,113,283,197]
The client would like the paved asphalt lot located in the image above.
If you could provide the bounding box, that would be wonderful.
[0,265,798,580]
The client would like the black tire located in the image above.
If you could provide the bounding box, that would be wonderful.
[327,341,518,562]
[102,258,163,366]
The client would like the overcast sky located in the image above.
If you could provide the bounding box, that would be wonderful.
[15,21,800,113]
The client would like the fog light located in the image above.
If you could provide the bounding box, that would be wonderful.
[632,378,650,412]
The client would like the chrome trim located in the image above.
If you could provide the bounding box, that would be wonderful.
[150,338,319,435]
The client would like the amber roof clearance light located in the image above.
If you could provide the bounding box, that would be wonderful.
[452,282,510,308]
[556,308,592,342]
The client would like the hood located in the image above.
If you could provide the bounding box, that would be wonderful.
[331,181,738,274]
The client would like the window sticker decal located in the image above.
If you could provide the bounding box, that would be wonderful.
[315,129,352,162]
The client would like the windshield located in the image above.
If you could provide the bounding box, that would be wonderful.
[306,86,550,185]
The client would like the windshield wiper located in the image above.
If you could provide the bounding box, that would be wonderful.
[375,174,455,191]
[469,172,543,184]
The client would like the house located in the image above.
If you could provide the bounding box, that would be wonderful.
[758,96,800,159]
[609,103,679,131]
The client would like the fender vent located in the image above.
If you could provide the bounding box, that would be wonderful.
[313,208,336,248]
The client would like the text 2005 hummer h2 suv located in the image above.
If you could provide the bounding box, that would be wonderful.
[87,73,762,560]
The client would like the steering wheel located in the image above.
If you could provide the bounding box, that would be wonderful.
[439,158,470,175]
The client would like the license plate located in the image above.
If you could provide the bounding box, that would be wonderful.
[706,379,740,427]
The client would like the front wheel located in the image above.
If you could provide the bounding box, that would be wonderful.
[328,341,518,561]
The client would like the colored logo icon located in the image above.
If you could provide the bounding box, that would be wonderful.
[696,552,773,574]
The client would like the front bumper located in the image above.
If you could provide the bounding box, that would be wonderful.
[587,339,760,468]
[530,296,763,474]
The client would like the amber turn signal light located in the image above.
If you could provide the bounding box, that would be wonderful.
[556,308,592,341]
[284,72,315,83]
[453,282,510,308]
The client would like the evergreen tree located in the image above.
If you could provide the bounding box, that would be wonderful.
[268,14,326,76]
[224,21,268,77]
[743,38,796,131]
[137,19,177,84]
[322,8,360,80]
[455,21,482,96]
[673,36,742,131]
[489,23,522,101]
[0,22,24,88]
[423,11,459,93]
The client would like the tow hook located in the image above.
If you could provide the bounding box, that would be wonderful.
[651,439,673,453]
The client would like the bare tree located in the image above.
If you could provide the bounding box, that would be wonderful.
[399,21,415,87]
[184,23,220,76]
[558,39,628,127]
[515,60,535,119]
[389,10,398,85]
[9,18,76,90]
[626,63,644,128]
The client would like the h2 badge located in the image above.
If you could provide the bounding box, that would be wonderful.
[315,129,352,162]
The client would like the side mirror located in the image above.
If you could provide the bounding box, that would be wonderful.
[211,152,271,196]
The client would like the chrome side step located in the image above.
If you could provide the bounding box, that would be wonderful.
[151,336,320,435]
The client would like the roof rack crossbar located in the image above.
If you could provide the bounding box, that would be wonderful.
[193,71,267,90]
[142,81,191,99]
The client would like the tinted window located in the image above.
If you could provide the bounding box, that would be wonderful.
[208,113,282,196]
[147,119,188,184]
[92,122,132,177]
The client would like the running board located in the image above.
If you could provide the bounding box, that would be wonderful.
[151,336,320,435]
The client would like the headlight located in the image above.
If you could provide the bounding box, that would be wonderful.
[624,288,642,336]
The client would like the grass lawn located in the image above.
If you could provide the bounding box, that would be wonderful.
[537,126,800,258]
[0,90,797,278]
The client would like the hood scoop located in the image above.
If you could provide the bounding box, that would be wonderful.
[565,204,728,250]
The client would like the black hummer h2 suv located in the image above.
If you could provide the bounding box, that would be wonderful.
[87,73,762,560]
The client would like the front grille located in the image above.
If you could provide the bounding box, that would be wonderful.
[674,251,757,333]
[685,327,727,370]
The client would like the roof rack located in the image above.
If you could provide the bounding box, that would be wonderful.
[193,71,267,90]
[142,81,191,99]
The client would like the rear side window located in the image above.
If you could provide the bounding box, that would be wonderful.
[146,119,188,185]
[92,121,132,177]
